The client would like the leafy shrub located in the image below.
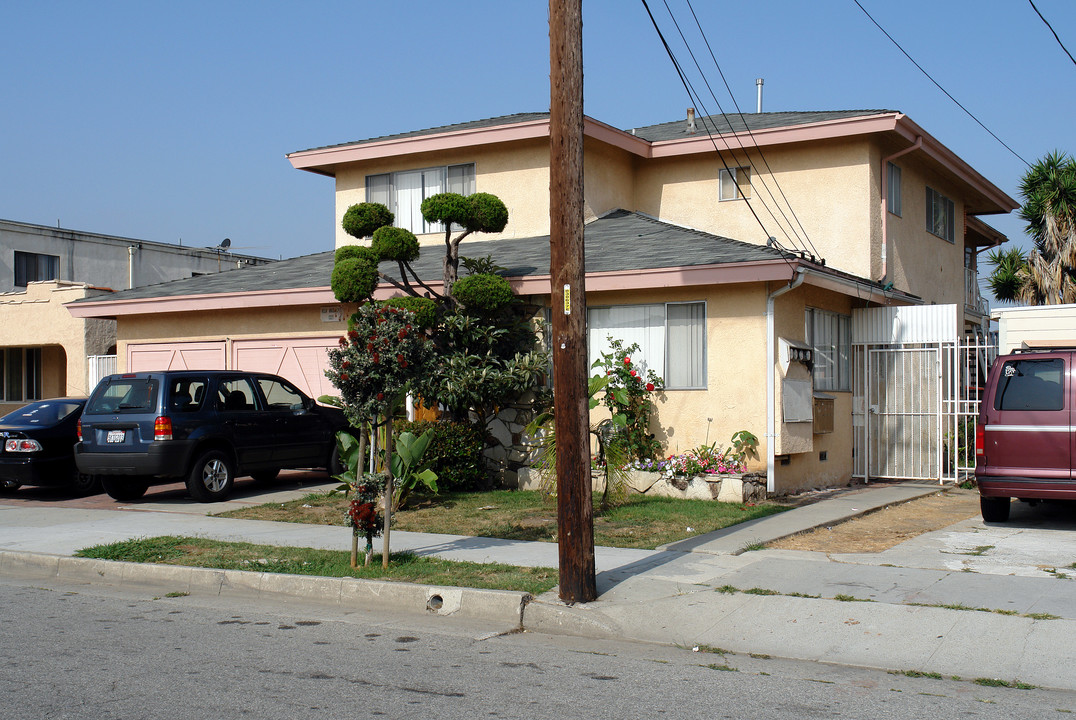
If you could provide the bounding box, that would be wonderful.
[452,273,515,313]
[335,245,370,263]
[342,202,394,239]
[331,252,380,303]
[467,193,509,233]
[420,193,472,228]
[382,296,438,328]
[371,226,420,263]
[396,419,487,491]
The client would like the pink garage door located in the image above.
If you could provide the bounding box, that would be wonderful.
[232,338,340,400]
[127,342,226,372]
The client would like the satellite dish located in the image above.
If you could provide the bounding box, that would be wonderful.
[220,238,231,249]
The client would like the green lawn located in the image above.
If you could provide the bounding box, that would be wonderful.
[217,489,788,550]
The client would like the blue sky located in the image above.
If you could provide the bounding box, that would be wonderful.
[2,1,1073,285]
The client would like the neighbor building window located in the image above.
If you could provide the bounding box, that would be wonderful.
[926,187,955,242]
[366,163,476,234]
[887,162,902,216]
[805,307,851,392]
[719,167,751,201]
[0,347,42,402]
[14,251,59,287]
[587,301,707,389]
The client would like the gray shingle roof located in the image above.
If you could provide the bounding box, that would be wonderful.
[291,110,897,155]
[73,210,794,303]
[629,110,896,142]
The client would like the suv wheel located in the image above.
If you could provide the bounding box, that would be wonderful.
[70,471,102,497]
[187,450,235,502]
[102,476,149,502]
[980,495,1011,523]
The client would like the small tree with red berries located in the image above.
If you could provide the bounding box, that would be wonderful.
[594,338,665,464]
[326,302,433,567]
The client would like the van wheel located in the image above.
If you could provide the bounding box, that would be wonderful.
[0,479,21,492]
[980,496,1011,523]
[328,445,344,478]
[102,476,149,502]
[187,450,235,502]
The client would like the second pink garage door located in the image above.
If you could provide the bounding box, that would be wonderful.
[127,337,341,400]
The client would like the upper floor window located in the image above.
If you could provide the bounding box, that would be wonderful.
[366,163,476,234]
[887,162,902,216]
[805,307,851,392]
[14,251,58,287]
[587,301,707,390]
[719,167,751,201]
[926,187,955,243]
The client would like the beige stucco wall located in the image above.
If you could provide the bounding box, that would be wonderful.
[0,281,115,414]
[880,147,966,306]
[633,138,876,282]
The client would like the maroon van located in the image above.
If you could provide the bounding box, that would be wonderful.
[975,348,1072,522]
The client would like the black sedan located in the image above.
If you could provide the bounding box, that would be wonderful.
[0,398,98,495]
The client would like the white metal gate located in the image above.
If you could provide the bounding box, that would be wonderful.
[852,306,995,483]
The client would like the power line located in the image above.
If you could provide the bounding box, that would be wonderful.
[852,0,1030,168]
[1028,0,1076,69]
[639,0,808,272]
[676,0,823,260]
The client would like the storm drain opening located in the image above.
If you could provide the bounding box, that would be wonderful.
[427,594,444,612]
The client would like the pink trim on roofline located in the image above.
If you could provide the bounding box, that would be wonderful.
[65,260,810,319]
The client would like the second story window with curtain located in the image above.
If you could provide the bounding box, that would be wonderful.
[926,187,955,242]
[366,163,476,234]
[14,251,59,287]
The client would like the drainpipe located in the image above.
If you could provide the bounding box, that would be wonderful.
[766,266,807,494]
[127,246,136,289]
[880,136,922,283]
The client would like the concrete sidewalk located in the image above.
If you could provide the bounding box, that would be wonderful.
[3,481,1076,691]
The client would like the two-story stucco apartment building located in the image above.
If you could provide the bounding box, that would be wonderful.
[67,109,1016,493]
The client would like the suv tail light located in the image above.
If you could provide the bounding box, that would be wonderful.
[975,422,985,461]
[154,416,173,441]
[77,418,83,442]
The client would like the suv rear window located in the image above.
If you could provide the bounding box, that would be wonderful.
[993,358,1065,411]
[87,379,160,414]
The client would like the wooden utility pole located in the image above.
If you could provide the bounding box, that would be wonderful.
[549,0,596,604]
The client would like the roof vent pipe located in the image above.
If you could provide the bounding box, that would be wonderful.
[756,78,764,113]
[686,108,696,133]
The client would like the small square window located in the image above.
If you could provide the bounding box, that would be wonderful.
[719,167,751,201]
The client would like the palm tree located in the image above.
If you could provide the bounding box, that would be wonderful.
[1013,152,1076,305]
[986,246,1027,303]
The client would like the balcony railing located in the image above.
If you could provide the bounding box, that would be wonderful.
[965,267,988,316]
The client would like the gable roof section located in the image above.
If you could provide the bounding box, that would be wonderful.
[287,109,1016,215]
[70,210,901,318]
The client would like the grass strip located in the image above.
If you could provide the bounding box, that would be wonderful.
[75,535,558,596]
[215,490,789,550]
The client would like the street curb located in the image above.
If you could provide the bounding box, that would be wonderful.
[0,550,530,628]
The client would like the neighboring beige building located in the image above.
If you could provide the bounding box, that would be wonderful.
[68,110,1017,493]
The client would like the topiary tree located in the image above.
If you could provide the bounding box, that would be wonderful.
[421,192,509,293]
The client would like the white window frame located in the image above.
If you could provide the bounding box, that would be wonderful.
[805,307,851,392]
[587,301,707,390]
[926,186,955,243]
[365,163,476,234]
[719,167,751,201]
[887,162,902,217]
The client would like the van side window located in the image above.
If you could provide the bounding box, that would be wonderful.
[993,358,1065,411]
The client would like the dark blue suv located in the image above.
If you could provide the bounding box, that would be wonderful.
[75,371,348,502]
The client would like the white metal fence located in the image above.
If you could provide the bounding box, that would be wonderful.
[853,336,995,484]
[86,355,116,392]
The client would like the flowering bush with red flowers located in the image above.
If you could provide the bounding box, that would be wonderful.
[592,338,665,463]
[326,302,434,425]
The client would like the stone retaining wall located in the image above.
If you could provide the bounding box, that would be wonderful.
[517,467,767,504]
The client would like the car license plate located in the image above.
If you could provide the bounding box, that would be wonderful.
[106,430,125,444]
